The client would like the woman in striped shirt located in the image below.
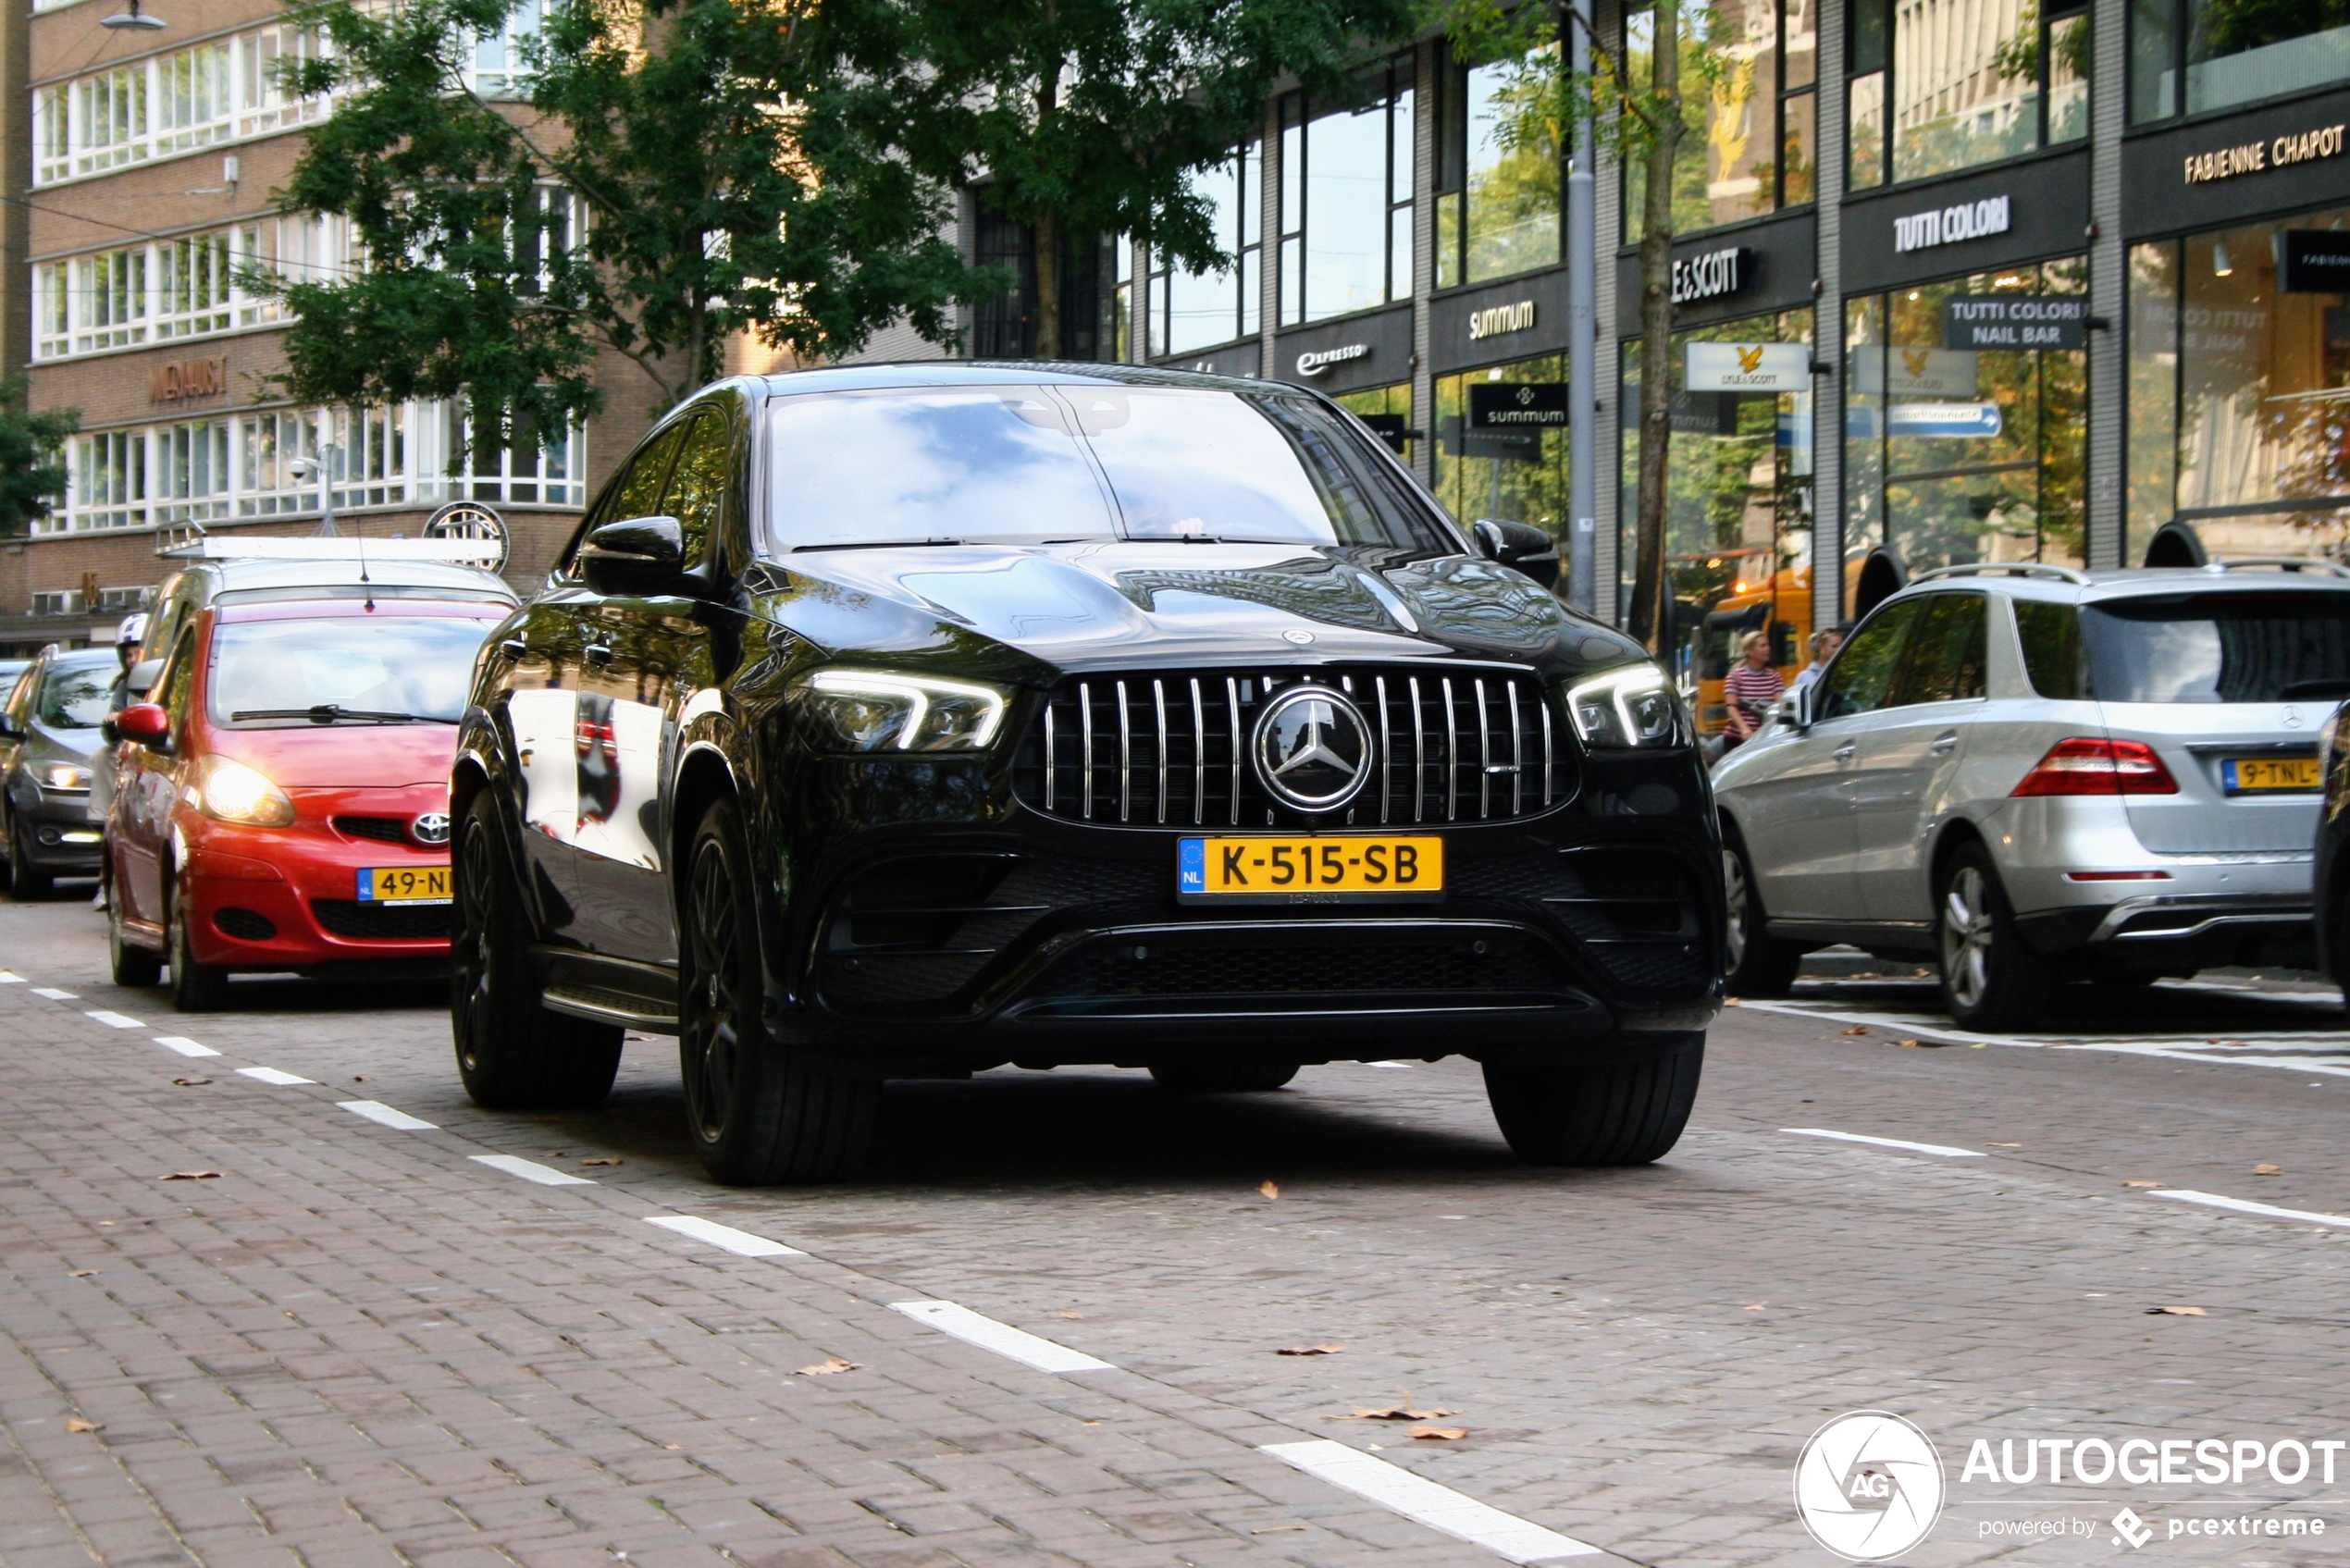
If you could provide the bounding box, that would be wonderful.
[1721,631,1784,749]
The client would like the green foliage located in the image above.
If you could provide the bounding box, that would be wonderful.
[0,377,78,539]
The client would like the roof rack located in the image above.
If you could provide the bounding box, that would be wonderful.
[1909,562,2093,586]
[2203,556,2350,578]
[155,536,504,564]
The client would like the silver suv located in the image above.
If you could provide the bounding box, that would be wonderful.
[1713,561,2350,1029]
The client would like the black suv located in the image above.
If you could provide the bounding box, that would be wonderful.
[454,365,1723,1182]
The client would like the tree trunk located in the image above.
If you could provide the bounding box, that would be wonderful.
[1628,0,1685,654]
[1033,208,1061,359]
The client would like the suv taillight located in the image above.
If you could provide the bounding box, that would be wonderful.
[2010,737,2179,796]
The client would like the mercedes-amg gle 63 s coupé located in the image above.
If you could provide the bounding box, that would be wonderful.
[453,365,1723,1183]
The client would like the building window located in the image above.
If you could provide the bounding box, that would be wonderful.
[73,431,147,534]
[34,224,276,359]
[1435,354,1571,534]
[238,25,328,137]
[471,0,543,96]
[1114,239,1134,362]
[970,204,1107,360]
[1626,0,1817,239]
[32,26,328,189]
[2132,0,2350,120]
[1152,142,1263,354]
[1281,59,1415,323]
[98,586,154,611]
[155,42,232,154]
[31,591,81,617]
[159,420,232,524]
[1437,45,1557,287]
[442,404,581,505]
[1848,0,2085,191]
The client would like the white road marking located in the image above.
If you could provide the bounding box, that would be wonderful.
[1739,997,2350,1080]
[1261,1439,1602,1562]
[469,1154,594,1186]
[889,1300,1112,1374]
[0,970,23,982]
[2149,1189,2350,1229]
[338,1100,437,1130]
[31,987,77,1000]
[83,1010,143,1030]
[237,1067,312,1085]
[645,1216,804,1257]
[1783,1127,1985,1158]
[153,1035,220,1058]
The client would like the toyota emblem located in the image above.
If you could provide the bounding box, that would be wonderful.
[1251,685,1373,812]
[411,811,452,846]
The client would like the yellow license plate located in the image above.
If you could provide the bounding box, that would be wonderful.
[358,865,451,905]
[2223,757,2320,794]
[1178,835,1444,903]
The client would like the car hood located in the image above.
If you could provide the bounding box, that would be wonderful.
[27,722,104,767]
[204,722,459,789]
[743,540,1649,682]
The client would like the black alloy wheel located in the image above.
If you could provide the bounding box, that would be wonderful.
[1720,834,1801,998]
[168,877,230,1012]
[680,797,878,1184]
[451,793,621,1109]
[1481,1032,1705,1166]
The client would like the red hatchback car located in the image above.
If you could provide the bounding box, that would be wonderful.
[106,566,514,1010]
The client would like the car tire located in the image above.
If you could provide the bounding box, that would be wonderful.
[1936,843,2053,1031]
[1481,1033,1704,1166]
[1148,1062,1300,1093]
[1720,836,1801,997]
[7,809,52,900]
[168,878,229,1012]
[109,894,163,988]
[451,795,622,1110]
[680,797,877,1184]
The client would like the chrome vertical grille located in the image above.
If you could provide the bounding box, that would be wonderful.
[1017,666,1570,826]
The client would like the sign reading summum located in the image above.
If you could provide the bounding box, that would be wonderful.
[1892,194,2012,253]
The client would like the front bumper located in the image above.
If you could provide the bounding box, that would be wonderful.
[13,789,104,872]
[181,809,451,969]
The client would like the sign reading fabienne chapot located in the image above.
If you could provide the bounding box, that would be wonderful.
[2184,122,2346,184]
[1943,294,2088,350]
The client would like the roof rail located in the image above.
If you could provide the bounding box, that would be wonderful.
[155,536,504,564]
[1909,562,2093,586]
[2204,556,2350,578]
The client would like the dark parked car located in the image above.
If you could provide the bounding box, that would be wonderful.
[1,646,118,895]
[2312,692,2350,1002]
[454,365,1723,1183]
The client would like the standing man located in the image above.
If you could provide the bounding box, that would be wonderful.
[1721,630,1785,750]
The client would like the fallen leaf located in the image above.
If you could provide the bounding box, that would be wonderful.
[1258,1179,1280,1200]
[1724,997,1740,1006]
[352,1075,371,1082]
[2124,1179,2165,1189]
[1411,1426,1469,1441]
[1742,1303,1767,1311]
[1277,1343,1346,1356]
[1838,1025,1870,1036]
[1082,1420,1100,1426]
[171,1077,210,1086]
[793,1356,858,1377]
[1052,1311,1084,1320]
[2147,1305,2208,1316]
[1988,1142,2022,1148]
[2254,1163,2281,1176]
[161,1171,220,1181]
[66,1419,100,1433]
[68,1269,94,1278]
[1896,1039,1923,1048]
[1250,1525,1307,1535]
[664,1443,682,1451]
[581,1156,622,1167]
[1330,1405,1453,1422]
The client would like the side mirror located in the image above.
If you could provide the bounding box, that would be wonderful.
[1472,518,1562,590]
[1777,687,1812,731]
[116,703,170,747]
[579,516,692,597]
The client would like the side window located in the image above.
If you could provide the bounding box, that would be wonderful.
[1884,593,1988,707]
[4,664,32,722]
[157,632,198,743]
[612,423,686,523]
[1816,599,1922,721]
[659,411,731,570]
[2014,599,2087,698]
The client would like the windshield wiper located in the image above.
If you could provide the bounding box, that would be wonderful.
[791,537,969,552]
[230,704,455,724]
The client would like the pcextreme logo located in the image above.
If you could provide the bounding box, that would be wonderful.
[1795,1412,1948,1562]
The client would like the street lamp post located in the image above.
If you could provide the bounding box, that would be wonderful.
[289,443,343,537]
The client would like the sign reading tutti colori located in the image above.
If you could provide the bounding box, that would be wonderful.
[1891,194,2010,254]
[1466,382,1569,429]
[2274,229,2350,292]
[1942,294,2087,350]
[1684,341,1810,392]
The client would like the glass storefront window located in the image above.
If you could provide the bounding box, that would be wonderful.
[1623,0,1818,238]
[2128,214,2350,564]
[1152,143,1261,355]
[1280,61,1414,326]
[1845,261,2088,574]
[1432,354,1570,537]
[1436,46,1562,288]
[2134,0,2350,121]
[1848,0,2086,190]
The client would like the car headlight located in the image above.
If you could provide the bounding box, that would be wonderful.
[39,762,93,791]
[191,755,297,826]
[1565,663,1684,749]
[797,671,1008,753]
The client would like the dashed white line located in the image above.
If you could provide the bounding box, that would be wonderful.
[469,1154,595,1187]
[30,987,77,1001]
[153,1035,220,1058]
[237,1067,313,1085]
[83,1009,143,1030]
[339,1100,438,1130]
[645,1215,805,1257]
[1783,1128,1985,1158]
[1261,1439,1602,1562]
[889,1300,1112,1374]
[2149,1189,2350,1229]
[0,970,24,982]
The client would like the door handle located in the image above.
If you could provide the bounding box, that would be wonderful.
[1930,732,1959,754]
[1834,742,1857,763]
[584,642,614,666]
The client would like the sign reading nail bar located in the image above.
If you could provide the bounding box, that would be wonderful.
[1891,194,2011,253]
[1942,294,2087,350]
[1684,341,1811,391]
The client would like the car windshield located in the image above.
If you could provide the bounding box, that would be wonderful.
[39,661,117,729]
[210,615,500,724]
[763,384,1449,553]
[2082,592,2350,703]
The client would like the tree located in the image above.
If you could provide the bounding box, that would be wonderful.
[1430,0,1730,650]
[896,0,1417,358]
[0,377,77,539]
[259,0,983,444]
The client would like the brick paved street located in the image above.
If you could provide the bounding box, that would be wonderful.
[6,894,2350,1567]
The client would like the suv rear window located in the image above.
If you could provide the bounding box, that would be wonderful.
[2078,592,2350,703]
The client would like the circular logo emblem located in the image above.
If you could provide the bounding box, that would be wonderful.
[1794,1412,1945,1562]
[1251,685,1372,812]
[1282,628,1316,646]
[411,812,452,846]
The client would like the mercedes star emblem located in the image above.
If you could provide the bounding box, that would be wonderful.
[1251,685,1373,812]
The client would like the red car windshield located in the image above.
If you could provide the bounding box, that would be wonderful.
[210,614,501,725]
